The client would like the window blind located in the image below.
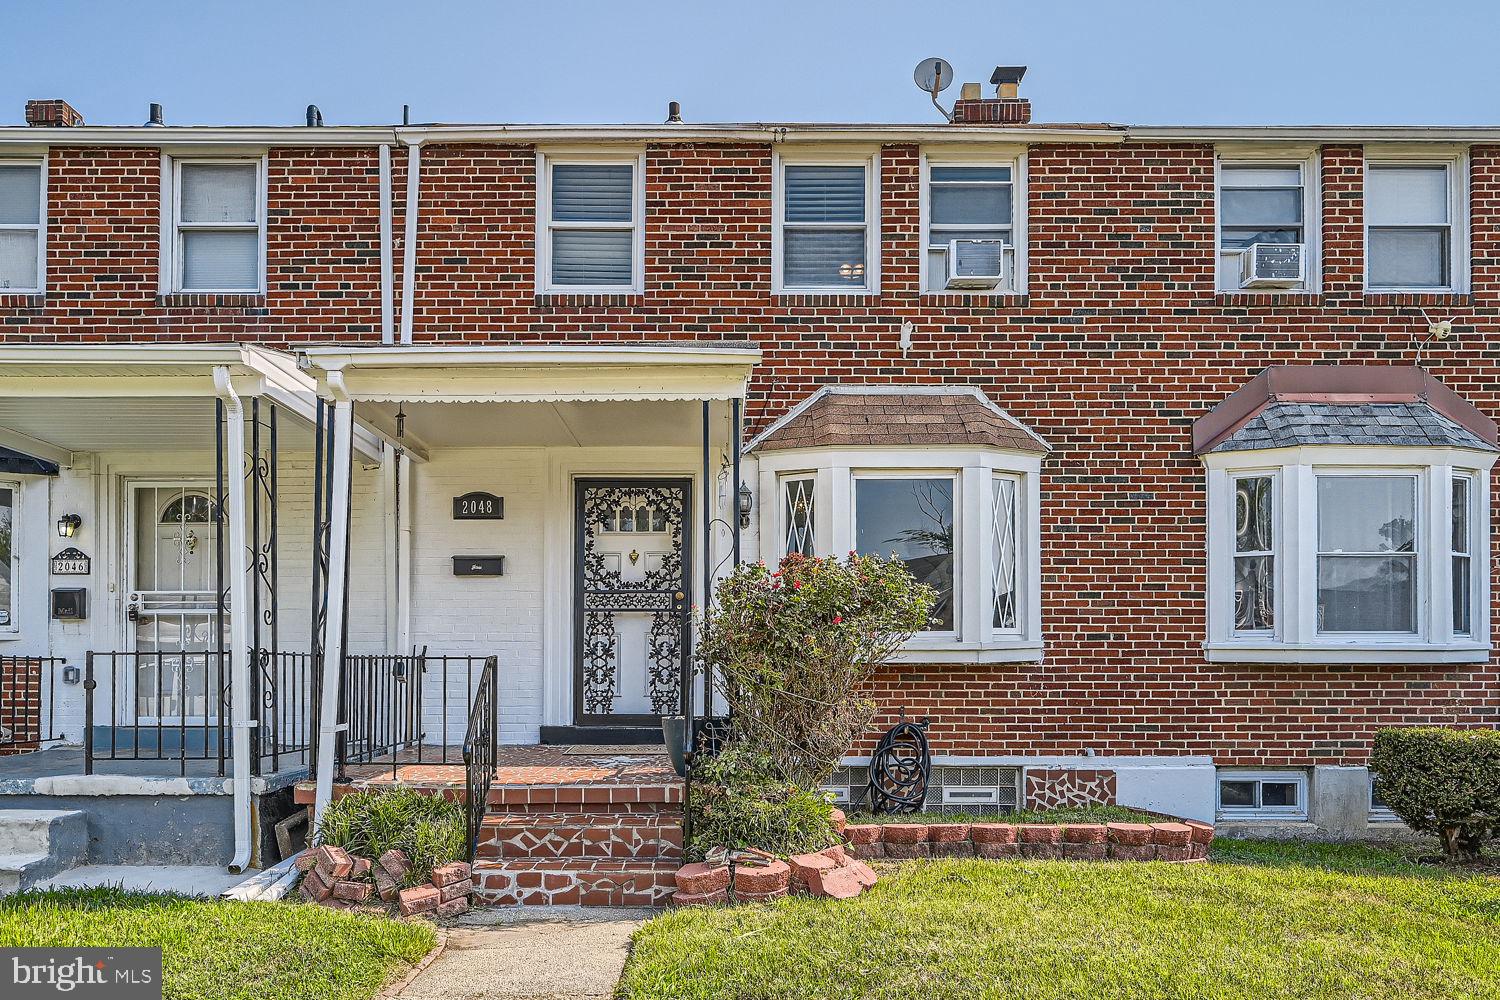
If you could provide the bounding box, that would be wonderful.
[548,163,634,287]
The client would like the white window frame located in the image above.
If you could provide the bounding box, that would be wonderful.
[0,480,17,634]
[756,446,1042,662]
[0,157,47,294]
[1217,769,1308,821]
[160,155,268,295]
[1204,445,1495,663]
[771,147,880,295]
[1215,150,1321,293]
[1363,151,1469,294]
[534,149,646,295]
[919,147,1027,295]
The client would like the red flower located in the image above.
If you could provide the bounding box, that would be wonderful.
[833,615,843,624]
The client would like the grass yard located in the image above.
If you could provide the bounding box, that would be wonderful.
[0,887,436,1000]
[619,839,1500,1000]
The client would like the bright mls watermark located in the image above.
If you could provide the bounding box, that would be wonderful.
[3,949,161,999]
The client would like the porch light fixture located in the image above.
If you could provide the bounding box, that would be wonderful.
[56,513,81,538]
[737,482,753,529]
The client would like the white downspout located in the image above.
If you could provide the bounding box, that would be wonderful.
[379,143,394,345]
[213,367,255,874]
[312,374,356,832]
[399,141,422,346]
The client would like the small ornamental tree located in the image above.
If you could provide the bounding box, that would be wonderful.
[1370,727,1500,861]
[696,552,936,790]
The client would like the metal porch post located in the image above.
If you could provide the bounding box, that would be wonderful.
[312,395,356,830]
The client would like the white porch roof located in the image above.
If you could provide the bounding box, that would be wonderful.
[0,344,384,464]
[303,343,759,454]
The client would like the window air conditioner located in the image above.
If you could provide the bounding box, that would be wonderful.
[945,239,1008,290]
[1238,243,1305,288]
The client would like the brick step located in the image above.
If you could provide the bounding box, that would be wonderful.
[474,858,678,907]
[488,782,682,809]
[476,812,683,862]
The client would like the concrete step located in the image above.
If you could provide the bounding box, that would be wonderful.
[473,858,678,907]
[477,812,683,862]
[0,809,87,893]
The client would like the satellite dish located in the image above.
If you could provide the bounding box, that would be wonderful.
[913,57,954,96]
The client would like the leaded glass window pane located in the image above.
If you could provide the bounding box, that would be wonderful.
[854,478,954,631]
[991,477,1019,630]
[1233,476,1274,632]
[783,478,815,557]
[1452,476,1472,636]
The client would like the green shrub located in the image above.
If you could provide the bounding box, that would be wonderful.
[315,788,467,884]
[1370,727,1500,860]
[697,552,935,789]
[687,745,837,861]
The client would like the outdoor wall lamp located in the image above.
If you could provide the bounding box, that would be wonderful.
[737,482,753,529]
[56,513,82,538]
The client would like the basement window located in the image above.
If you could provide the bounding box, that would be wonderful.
[0,160,45,293]
[165,159,265,293]
[536,153,644,294]
[1218,771,1307,820]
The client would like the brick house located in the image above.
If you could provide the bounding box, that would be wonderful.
[0,70,1496,886]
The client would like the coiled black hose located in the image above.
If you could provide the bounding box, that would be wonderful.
[866,718,931,813]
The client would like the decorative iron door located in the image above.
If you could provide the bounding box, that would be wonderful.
[574,478,692,727]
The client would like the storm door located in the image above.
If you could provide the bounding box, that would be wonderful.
[125,483,225,724]
[573,479,692,726]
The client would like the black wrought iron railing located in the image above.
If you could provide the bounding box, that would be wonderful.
[338,650,494,778]
[83,648,312,776]
[0,655,64,751]
[462,655,499,859]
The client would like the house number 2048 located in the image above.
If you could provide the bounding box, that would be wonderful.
[453,492,504,520]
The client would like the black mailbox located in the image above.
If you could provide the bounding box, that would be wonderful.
[452,555,505,577]
[51,588,87,621]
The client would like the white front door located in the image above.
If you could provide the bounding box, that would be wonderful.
[574,478,691,726]
[125,482,224,723]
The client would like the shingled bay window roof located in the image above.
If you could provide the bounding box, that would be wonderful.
[746,386,1048,454]
[1192,365,1498,455]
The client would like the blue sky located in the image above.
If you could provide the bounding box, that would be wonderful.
[2,1,1497,127]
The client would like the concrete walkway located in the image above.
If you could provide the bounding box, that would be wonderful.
[396,907,654,1000]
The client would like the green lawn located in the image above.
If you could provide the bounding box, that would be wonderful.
[0,887,436,1000]
[619,839,1500,1000]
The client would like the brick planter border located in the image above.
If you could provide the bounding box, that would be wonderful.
[841,817,1214,864]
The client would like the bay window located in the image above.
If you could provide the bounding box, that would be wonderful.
[759,452,1041,661]
[773,151,879,293]
[1206,452,1493,663]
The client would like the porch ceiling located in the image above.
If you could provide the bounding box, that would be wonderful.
[363,398,734,449]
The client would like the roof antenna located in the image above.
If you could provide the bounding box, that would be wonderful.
[1414,309,1455,368]
[912,58,954,122]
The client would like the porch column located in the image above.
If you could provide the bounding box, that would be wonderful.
[312,394,356,829]
[212,367,255,873]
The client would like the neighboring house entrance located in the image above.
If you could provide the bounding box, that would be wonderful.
[573,478,692,728]
[125,482,223,726]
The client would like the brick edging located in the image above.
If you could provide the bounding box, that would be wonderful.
[842,818,1214,863]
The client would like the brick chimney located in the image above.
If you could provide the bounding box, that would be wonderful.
[25,99,84,127]
[951,66,1030,125]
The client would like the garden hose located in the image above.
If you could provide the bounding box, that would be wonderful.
[867,718,931,813]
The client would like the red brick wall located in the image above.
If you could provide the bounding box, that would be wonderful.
[0,656,42,755]
[3,136,1498,765]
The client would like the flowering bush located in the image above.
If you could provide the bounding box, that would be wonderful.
[696,552,936,789]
